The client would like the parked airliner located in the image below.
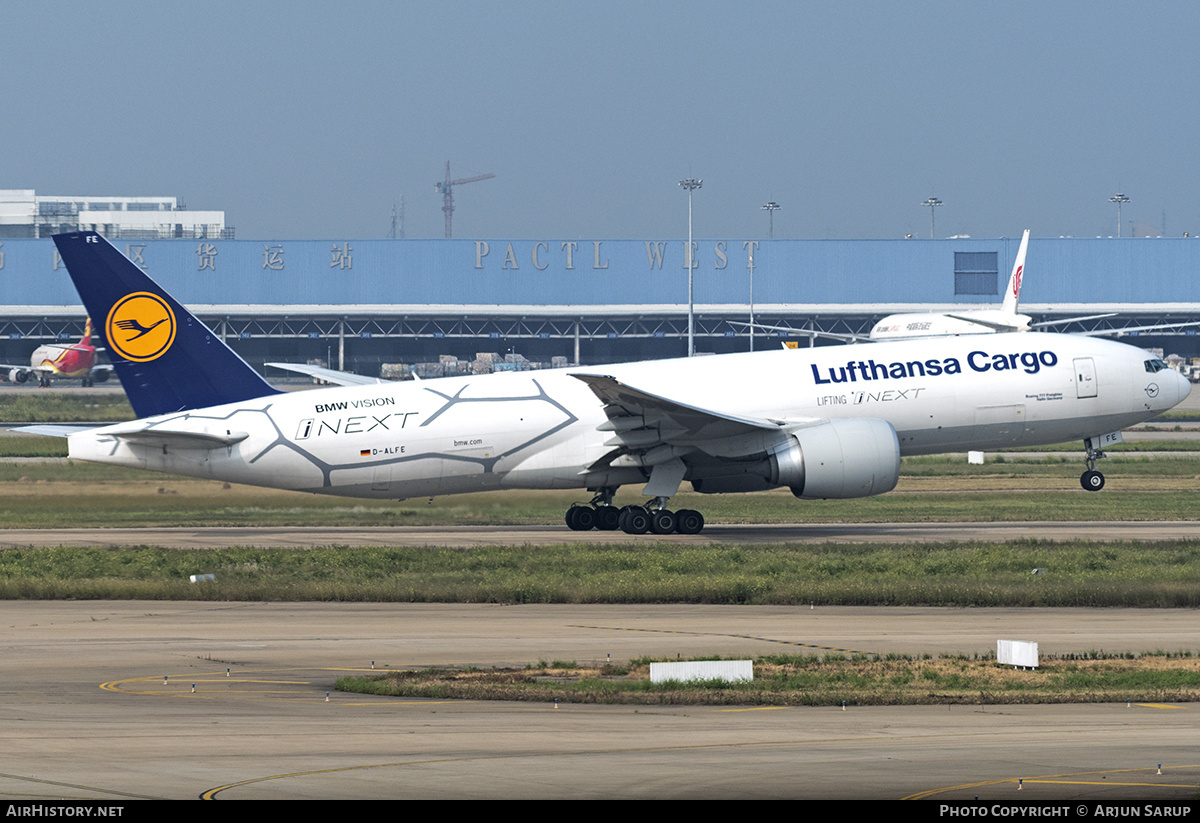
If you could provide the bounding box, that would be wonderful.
[2,318,113,387]
[749,229,1198,343]
[25,231,1191,535]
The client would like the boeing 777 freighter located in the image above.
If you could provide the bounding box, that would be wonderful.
[22,231,1190,535]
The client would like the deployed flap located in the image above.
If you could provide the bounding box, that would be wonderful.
[265,362,386,386]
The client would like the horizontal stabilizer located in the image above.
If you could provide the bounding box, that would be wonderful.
[8,424,99,438]
[103,421,249,449]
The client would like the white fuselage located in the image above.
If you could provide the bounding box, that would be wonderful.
[869,309,1032,340]
[67,332,1190,500]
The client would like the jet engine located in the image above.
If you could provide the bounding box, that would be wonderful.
[772,417,900,499]
[691,418,900,499]
[9,368,29,384]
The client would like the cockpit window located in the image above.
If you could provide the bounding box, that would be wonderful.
[1144,359,1169,373]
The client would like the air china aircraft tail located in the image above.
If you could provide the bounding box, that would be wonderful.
[52,232,279,418]
[999,228,1028,316]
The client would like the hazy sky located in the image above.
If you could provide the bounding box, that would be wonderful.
[5,1,1198,240]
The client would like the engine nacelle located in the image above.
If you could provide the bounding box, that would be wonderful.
[772,418,900,499]
[9,368,29,384]
[689,418,901,499]
[92,370,110,383]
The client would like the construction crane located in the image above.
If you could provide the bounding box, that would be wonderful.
[435,161,495,238]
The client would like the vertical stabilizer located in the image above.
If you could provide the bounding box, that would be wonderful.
[52,231,280,418]
[1000,229,1030,316]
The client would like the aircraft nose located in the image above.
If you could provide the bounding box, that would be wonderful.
[1154,367,1193,412]
[1170,369,1193,408]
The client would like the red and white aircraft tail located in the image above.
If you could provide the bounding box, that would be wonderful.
[4,317,113,387]
[999,229,1028,316]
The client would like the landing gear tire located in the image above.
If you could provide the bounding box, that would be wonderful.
[1081,470,1105,492]
[648,509,677,535]
[565,505,597,531]
[675,509,704,534]
[594,505,621,531]
[618,505,650,535]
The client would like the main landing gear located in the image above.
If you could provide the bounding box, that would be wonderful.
[565,489,705,535]
[1081,436,1106,492]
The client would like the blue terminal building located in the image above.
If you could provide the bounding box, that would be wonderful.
[1,234,1198,375]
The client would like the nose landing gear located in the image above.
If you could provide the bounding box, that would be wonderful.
[1080,436,1107,491]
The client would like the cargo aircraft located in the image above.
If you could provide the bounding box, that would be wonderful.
[2,318,113,387]
[24,231,1191,535]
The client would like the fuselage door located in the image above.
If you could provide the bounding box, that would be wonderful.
[1074,357,1098,399]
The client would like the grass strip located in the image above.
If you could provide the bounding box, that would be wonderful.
[1,453,1200,527]
[336,651,1200,706]
[3,539,1200,606]
[0,393,134,423]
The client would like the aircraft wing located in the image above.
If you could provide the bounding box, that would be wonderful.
[943,314,1026,332]
[572,373,784,441]
[571,373,812,496]
[264,362,387,386]
[1075,320,1200,338]
[725,320,868,343]
[1030,313,1119,329]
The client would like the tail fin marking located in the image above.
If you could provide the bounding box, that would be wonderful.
[52,231,279,418]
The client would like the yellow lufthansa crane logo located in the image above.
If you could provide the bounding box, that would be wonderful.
[105,292,177,362]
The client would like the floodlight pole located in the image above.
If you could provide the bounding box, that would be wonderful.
[679,177,702,356]
[747,244,755,352]
[761,201,780,239]
[922,197,942,239]
[1109,192,1130,237]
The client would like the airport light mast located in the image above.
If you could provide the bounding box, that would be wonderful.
[747,243,756,352]
[761,201,780,239]
[679,177,702,356]
[436,162,496,239]
[1109,192,1130,238]
[922,197,942,239]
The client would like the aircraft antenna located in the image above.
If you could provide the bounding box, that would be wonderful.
[436,162,496,238]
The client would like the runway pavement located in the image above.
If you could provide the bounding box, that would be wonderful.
[1,601,1197,800]
[0,520,1199,549]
